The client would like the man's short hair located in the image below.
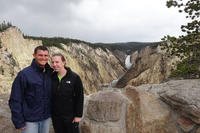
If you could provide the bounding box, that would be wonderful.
[34,45,49,54]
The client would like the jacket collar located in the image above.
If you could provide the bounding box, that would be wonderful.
[31,59,51,72]
[53,67,72,78]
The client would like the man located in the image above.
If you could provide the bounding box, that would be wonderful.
[9,45,52,133]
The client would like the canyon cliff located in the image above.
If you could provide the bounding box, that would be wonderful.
[115,45,180,87]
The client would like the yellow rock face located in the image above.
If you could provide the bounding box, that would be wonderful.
[0,27,125,94]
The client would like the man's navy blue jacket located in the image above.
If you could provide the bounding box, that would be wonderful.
[9,59,52,129]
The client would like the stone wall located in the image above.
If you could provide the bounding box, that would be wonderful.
[80,86,175,133]
[80,79,200,133]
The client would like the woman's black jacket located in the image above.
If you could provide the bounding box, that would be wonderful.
[51,67,84,121]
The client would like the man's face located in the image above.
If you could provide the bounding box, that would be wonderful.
[33,50,49,67]
[51,56,65,72]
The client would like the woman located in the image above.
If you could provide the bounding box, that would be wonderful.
[51,53,84,133]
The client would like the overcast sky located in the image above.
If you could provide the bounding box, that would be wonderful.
[0,0,187,43]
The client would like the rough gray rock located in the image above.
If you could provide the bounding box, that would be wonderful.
[80,87,176,133]
[159,79,200,124]
[137,79,200,132]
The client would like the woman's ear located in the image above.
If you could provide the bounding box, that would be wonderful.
[63,61,66,66]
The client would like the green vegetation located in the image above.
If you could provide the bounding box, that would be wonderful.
[90,42,160,53]
[24,35,158,53]
[0,21,13,32]
[171,58,200,78]
[162,0,200,78]
[24,36,90,50]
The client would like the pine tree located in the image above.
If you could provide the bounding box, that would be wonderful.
[162,0,200,78]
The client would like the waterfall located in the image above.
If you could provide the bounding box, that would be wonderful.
[125,55,132,69]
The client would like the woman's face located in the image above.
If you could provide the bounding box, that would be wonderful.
[51,56,65,72]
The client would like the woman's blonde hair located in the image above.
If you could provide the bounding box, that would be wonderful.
[52,53,66,62]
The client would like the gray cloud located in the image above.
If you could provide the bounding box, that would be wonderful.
[0,0,187,43]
